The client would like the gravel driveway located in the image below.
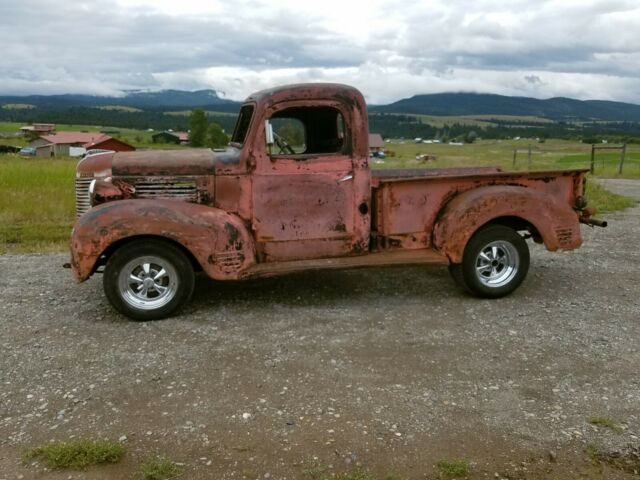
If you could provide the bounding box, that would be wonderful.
[1,180,639,479]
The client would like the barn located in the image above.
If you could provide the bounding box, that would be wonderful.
[20,123,56,139]
[368,133,385,153]
[30,132,135,157]
[152,131,189,144]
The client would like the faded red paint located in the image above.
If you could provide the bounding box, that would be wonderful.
[71,199,255,282]
[69,83,600,284]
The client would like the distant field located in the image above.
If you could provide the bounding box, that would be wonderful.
[0,122,24,134]
[164,110,237,117]
[94,105,143,112]
[373,113,555,129]
[1,103,36,110]
[407,114,554,128]
[381,139,640,178]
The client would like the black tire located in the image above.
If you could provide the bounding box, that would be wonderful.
[448,263,470,292]
[103,239,195,321]
[452,224,530,298]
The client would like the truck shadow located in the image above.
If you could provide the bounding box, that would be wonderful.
[185,259,575,316]
[189,265,457,310]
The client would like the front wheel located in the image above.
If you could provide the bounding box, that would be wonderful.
[449,225,530,298]
[103,239,195,321]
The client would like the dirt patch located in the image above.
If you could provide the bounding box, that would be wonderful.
[591,444,640,476]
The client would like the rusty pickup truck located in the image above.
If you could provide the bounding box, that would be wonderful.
[69,83,606,320]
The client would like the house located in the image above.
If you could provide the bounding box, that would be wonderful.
[29,132,135,157]
[152,131,189,144]
[368,133,385,153]
[20,123,55,140]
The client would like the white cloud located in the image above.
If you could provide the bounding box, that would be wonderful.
[1,0,640,103]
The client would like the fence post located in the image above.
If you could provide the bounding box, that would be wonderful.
[512,149,517,168]
[590,144,595,174]
[527,144,532,169]
[618,143,626,174]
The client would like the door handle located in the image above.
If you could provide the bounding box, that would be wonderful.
[338,173,354,183]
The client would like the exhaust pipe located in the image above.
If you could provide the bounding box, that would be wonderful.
[580,217,608,228]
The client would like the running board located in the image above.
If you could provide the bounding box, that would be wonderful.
[241,249,449,279]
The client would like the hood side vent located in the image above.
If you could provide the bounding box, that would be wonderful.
[134,178,198,202]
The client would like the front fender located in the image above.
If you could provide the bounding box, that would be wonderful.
[432,186,582,263]
[70,199,256,282]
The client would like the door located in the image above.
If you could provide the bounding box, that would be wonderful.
[252,103,361,262]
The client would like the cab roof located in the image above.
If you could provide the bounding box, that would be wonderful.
[245,83,365,107]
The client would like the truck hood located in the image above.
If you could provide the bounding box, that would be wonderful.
[112,148,240,176]
[76,148,240,178]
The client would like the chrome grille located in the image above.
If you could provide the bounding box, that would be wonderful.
[134,180,197,201]
[75,178,92,217]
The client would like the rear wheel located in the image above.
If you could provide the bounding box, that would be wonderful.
[103,239,195,321]
[449,225,529,298]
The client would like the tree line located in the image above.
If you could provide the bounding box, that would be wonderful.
[187,109,228,148]
[5,105,640,144]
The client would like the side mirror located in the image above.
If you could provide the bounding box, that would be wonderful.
[265,120,274,155]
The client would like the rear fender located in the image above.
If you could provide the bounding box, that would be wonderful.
[433,186,582,263]
[70,199,256,281]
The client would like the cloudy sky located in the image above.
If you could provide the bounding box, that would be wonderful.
[1,0,639,104]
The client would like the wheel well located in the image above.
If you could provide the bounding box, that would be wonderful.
[483,216,542,241]
[94,235,202,274]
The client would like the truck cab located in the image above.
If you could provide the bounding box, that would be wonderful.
[242,84,372,262]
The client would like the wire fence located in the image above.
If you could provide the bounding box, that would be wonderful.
[511,143,640,176]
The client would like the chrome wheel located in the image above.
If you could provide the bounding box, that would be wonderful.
[118,256,179,310]
[474,240,519,288]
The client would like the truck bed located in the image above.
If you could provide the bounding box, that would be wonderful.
[370,167,587,250]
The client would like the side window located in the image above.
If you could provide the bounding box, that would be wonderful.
[268,106,348,157]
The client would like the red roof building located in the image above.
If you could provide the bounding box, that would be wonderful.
[30,132,135,157]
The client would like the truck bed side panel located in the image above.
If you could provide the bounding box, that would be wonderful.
[373,170,585,250]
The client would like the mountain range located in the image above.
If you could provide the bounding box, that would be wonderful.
[0,89,240,112]
[3,88,640,122]
[373,92,640,122]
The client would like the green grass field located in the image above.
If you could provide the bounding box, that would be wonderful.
[380,139,640,178]
[0,137,636,254]
[408,113,554,128]
[0,156,76,254]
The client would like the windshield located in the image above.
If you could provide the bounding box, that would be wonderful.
[231,104,254,145]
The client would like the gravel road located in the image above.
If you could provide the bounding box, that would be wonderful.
[1,180,639,479]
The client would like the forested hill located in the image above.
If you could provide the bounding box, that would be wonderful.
[4,88,640,121]
[0,89,241,111]
[372,92,640,122]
